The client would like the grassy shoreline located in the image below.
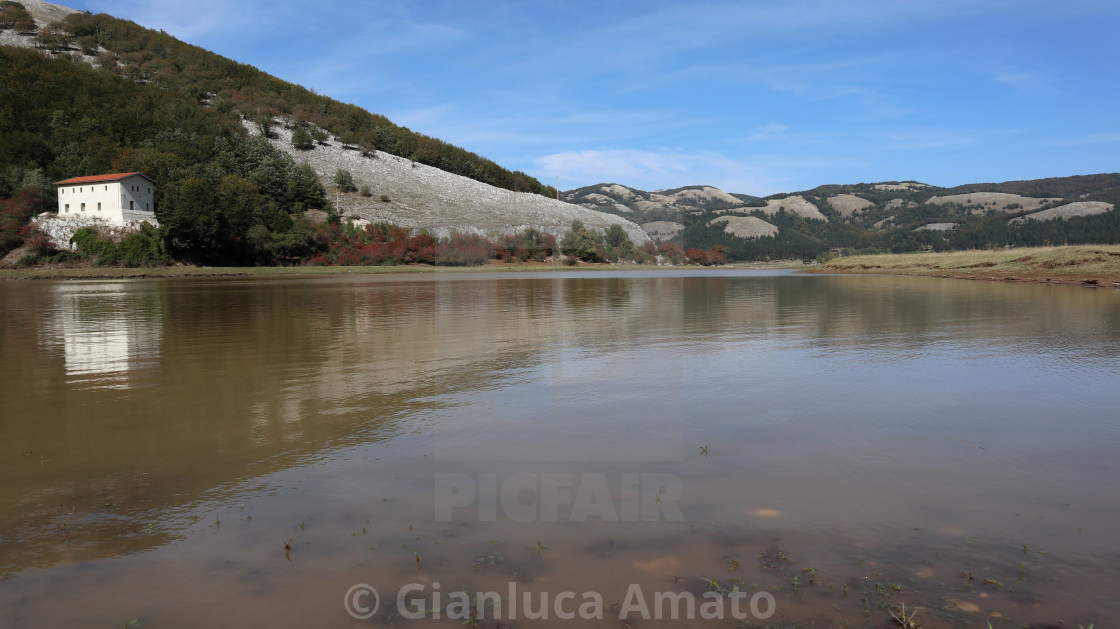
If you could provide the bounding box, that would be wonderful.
[807,244,1120,286]
[0,259,802,280]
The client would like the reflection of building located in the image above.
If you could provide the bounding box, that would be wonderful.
[54,172,157,225]
[51,283,162,387]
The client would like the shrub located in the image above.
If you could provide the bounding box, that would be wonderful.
[658,242,685,264]
[291,127,313,151]
[70,227,118,263]
[117,230,169,266]
[561,220,606,262]
[0,1,32,31]
[334,168,356,192]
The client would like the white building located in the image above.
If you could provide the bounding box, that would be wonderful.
[55,172,156,224]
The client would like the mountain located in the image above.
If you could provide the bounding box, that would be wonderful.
[564,183,755,222]
[568,175,1120,260]
[0,0,648,266]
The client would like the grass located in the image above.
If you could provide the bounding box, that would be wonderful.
[0,259,802,280]
[808,245,1120,286]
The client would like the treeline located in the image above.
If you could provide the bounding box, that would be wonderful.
[942,173,1120,201]
[31,9,554,197]
[679,216,828,261]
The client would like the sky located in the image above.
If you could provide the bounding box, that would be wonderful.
[67,0,1120,196]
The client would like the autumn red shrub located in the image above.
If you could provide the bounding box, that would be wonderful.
[0,188,54,256]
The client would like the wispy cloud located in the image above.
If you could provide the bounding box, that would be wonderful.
[1057,133,1120,145]
[744,123,788,143]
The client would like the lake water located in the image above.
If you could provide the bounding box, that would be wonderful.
[1,270,1118,628]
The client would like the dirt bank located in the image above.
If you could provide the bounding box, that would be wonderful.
[806,245,1120,287]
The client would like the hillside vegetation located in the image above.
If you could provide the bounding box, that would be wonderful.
[570,177,1120,261]
[0,45,328,264]
[29,4,556,198]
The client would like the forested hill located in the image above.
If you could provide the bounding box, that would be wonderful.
[569,175,1120,261]
[3,1,556,198]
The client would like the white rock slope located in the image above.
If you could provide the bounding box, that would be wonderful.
[746,196,827,221]
[262,124,650,244]
[708,216,779,239]
[1009,201,1114,224]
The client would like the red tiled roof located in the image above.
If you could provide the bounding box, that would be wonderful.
[55,172,156,185]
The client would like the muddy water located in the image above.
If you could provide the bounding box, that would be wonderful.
[1,271,1118,628]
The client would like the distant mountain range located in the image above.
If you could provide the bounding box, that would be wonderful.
[565,175,1120,259]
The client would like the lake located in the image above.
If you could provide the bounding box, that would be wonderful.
[1,270,1118,628]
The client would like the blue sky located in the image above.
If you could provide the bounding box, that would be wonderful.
[69,0,1120,195]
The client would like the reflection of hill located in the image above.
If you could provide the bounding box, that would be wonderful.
[2,272,1118,572]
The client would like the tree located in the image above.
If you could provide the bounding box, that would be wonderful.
[160,177,222,260]
[561,220,606,262]
[255,114,275,139]
[604,223,630,248]
[334,168,356,192]
[291,127,313,151]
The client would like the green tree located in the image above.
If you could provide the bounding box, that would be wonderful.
[160,177,222,260]
[291,127,313,151]
[561,220,606,262]
[604,223,629,248]
[334,168,356,192]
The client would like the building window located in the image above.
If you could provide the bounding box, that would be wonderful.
[130,200,134,210]
[97,202,101,211]
[104,185,108,191]
[81,203,86,212]
[146,203,150,211]
[64,204,69,213]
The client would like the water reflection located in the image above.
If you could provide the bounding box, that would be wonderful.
[0,272,1118,626]
[48,282,163,389]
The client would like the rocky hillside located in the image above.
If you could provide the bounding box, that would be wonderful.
[259,124,649,244]
[564,184,753,222]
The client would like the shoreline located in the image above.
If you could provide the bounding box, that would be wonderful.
[805,245,1120,288]
[0,259,804,281]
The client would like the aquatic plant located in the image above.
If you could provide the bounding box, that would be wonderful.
[889,603,921,628]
